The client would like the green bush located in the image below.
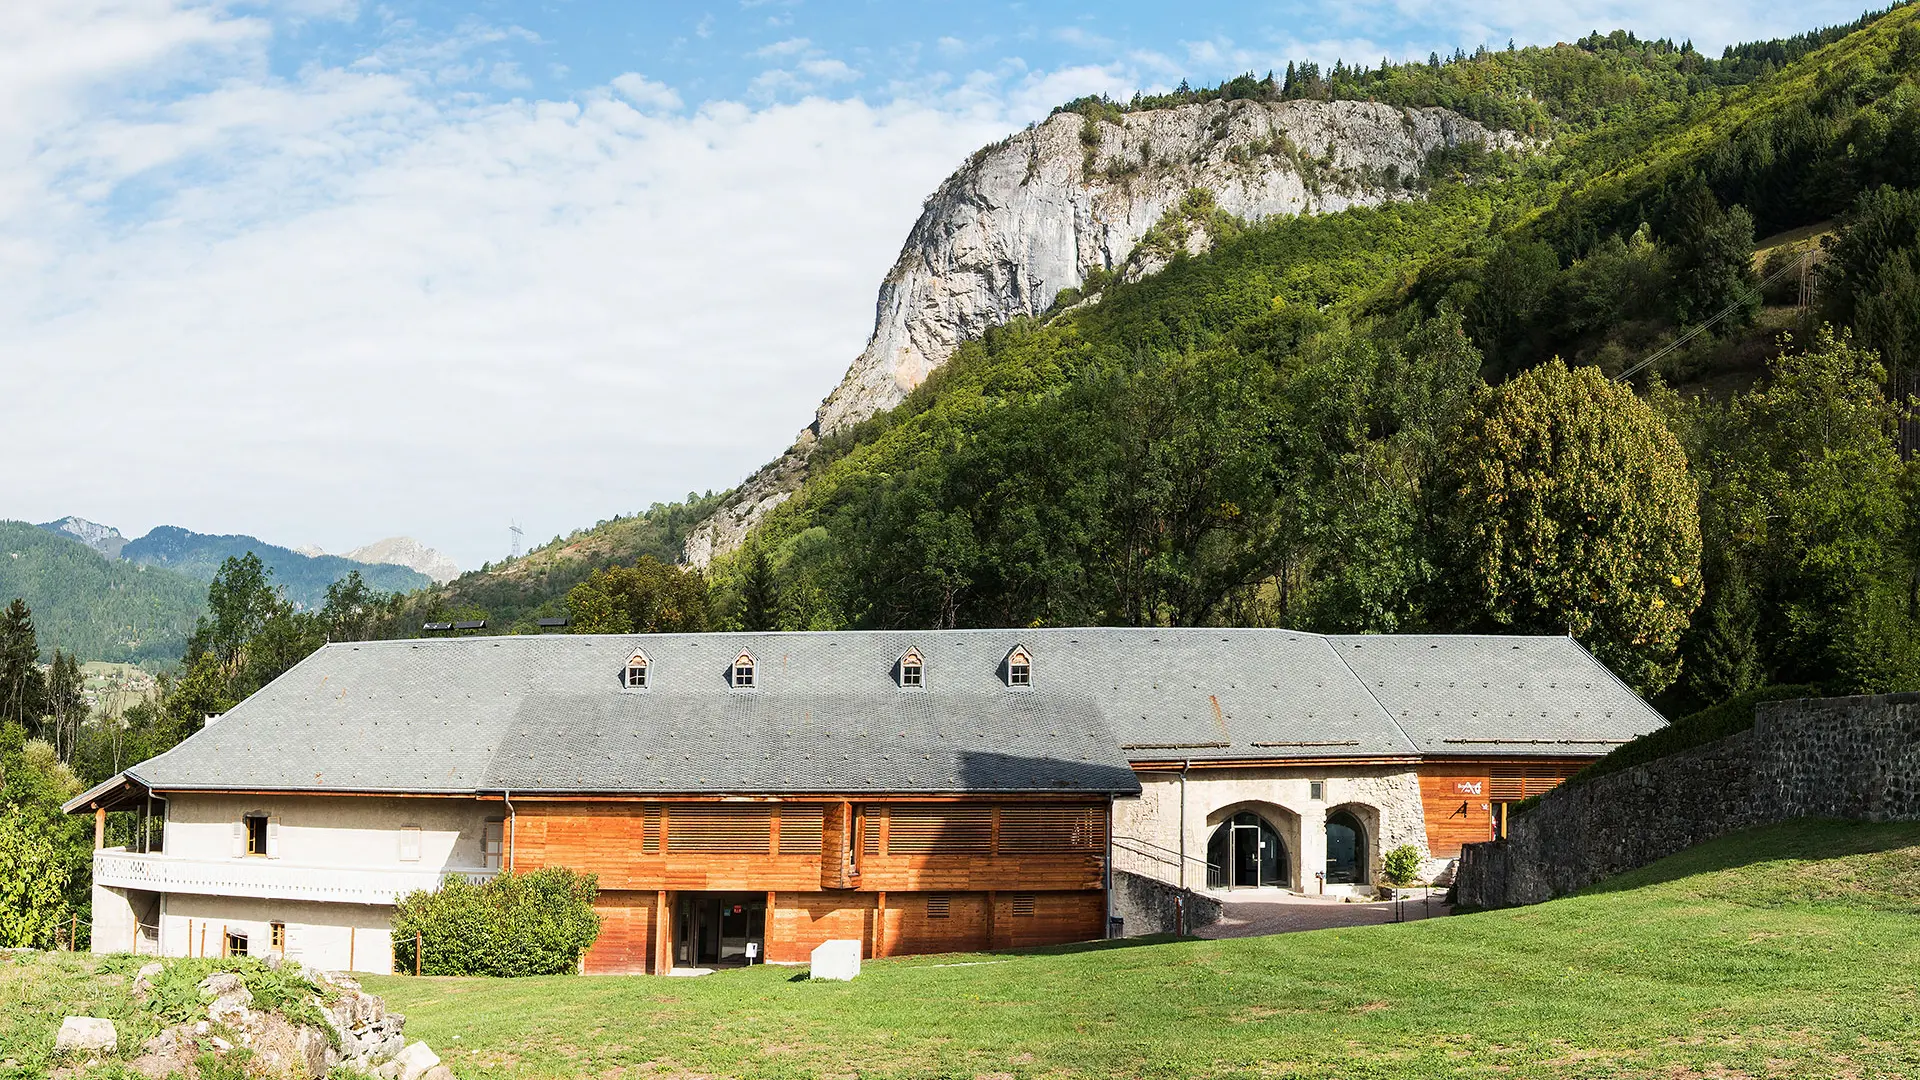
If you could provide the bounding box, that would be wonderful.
[392,868,601,977]
[1567,683,1822,791]
[1381,845,1423,886]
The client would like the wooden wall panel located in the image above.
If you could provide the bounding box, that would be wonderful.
[768,891,875,964]
[858,853,1105,892]
[993,890,1105,950]
[880,891,991,957]
[584,890,657,975]
[1417,761,1594,857]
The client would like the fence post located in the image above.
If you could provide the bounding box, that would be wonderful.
[71,915,78,951]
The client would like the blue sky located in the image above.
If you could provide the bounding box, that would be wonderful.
[0,0,1879,570]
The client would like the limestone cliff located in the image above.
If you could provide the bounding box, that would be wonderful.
[685,97,1523,567]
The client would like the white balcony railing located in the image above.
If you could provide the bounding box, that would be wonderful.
[94,849,496,905]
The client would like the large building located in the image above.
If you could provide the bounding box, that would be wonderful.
[70,628,1662,973]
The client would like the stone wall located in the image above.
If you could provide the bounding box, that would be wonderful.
[1455,693,1920,908]
[1110,869,1223,937]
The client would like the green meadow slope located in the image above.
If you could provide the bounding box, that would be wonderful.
[351,819,1915,1080]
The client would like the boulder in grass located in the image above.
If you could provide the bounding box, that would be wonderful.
[55,1017,116,1054]
[809,939,861,981]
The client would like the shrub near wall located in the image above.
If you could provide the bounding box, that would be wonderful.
[392,869,601,976]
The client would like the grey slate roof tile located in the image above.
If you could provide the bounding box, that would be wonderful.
[118,628,1665,798]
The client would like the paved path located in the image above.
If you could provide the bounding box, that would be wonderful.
[1193,888,1450,938]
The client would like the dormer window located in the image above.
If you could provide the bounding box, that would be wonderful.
[730,651,756,689]
[624,651,649,689]
[1004,645,1032,687]
[898,648,924,688]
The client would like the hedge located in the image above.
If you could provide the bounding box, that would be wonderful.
[392,868,600,976]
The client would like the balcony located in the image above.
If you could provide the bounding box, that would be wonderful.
[93,849,496,906]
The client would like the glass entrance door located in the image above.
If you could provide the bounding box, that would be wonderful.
[674,894,767,967]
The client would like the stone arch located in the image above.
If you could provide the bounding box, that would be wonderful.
[1202,801,1301,891]
[1324,802,1378,885]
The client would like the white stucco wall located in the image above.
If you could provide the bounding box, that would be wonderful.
[1112,765,1428,894]
[158,893,396,974]
[162,794,497,870]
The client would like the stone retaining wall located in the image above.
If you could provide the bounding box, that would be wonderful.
[1111,869,1223,937]
[1454,693,1920,908]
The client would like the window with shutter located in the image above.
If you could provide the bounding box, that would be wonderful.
[1488,767,1525,801]
[778,805,823,854]
[996,806,1105,853]
[666,805,773,853]
[885,805,992,854]
[231,819,246,858]
[243,813,268,857]
[1011,894,1036,917]
[926,894,951,919]
[483,819,506,868]
[642,805,661,853]
[399,825,422,862]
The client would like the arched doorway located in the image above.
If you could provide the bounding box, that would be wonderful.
[1325,810,1368,884]
[1205,812,1289,889]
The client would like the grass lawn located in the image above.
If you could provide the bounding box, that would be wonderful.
[360,819,1920,1080]
[7,819,1919,1079]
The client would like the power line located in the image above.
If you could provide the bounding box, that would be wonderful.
[1614,248,1816,384]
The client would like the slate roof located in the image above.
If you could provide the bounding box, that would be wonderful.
[88,628,1665,803]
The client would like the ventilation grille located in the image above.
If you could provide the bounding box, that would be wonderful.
[926,894,951,919]
[1489,764,1581,801]
[778,805,824,854]
[997,806,1105,852]
[1011,894,1036,917]
[642,804,661,853]
[886,806,992,854]
[666,805,771,853]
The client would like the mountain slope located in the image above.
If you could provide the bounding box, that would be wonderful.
[37,517,127,560]
[684,97,1526,565]
[122,527,431,609]
[0,521,205,664]
[340,537,460,584]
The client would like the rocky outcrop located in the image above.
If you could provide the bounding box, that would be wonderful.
[341,537,462,585]
[686,97,1524,566]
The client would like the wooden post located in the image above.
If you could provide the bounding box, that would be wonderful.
[94,808,106,850]
[187,919,194,957]
[348,926,355,972]
[199,923,206,958]
[875,891,886,958]
[415,930,422,976]
[654,891,670,975]
[71,915,78,951]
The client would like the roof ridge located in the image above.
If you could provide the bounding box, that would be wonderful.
[1325,635,1421,754]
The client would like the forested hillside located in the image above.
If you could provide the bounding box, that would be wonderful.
[689,5,1920,714]
[0,522,204,663]
[122,526,430,609]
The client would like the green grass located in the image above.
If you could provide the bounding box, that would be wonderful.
[355,819,1920,1080]
[10,820,1920,1079]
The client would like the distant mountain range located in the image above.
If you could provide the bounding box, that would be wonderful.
[18,519,462,659]
[118,527,433,609]
[1,521,204,664]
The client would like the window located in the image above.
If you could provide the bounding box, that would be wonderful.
[225,931,249,957]
[666,805,773,853]
[270,922,286,953]
[731,652,756,689]
[1011,894,1036,917]
[1309,780,1326,802]
[997,806,1105,852]
[926,894,951,919]
[482,819,505,869]
[1004,646,1032,687]
[624,651,649,689]
[777,805,824,854]
[642,804,661,853]
[885,805,992,854]
[244,813,268,857]
[897,648,924,688]
[399,825,422,863]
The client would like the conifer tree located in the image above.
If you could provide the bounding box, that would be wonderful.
[0,600,45,732]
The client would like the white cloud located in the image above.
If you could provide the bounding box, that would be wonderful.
[610,73,683,112]
[798,58,859,82]
[0,1,1010,569]
[754,37,812,58]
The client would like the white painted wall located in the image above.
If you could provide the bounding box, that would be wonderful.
[1111,765,1429,895]
[158,893,396,974]
[163,794,497,870]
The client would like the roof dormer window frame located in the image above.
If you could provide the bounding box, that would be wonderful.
[622,650,650,691]
[1004,645,1032,689]
[897,647,925,689]
[730,650,757,690]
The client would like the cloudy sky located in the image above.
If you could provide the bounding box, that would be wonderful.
[1,0,1875,571]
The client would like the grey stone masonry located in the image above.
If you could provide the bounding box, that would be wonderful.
[1455,693,1920,908]
[1111,869,1223,937]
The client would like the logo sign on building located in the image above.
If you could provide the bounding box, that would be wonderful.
[1454,780,1484,796]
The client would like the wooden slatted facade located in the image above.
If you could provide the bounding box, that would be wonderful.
[509,797,1112,973]
[1416,760,1589,857]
